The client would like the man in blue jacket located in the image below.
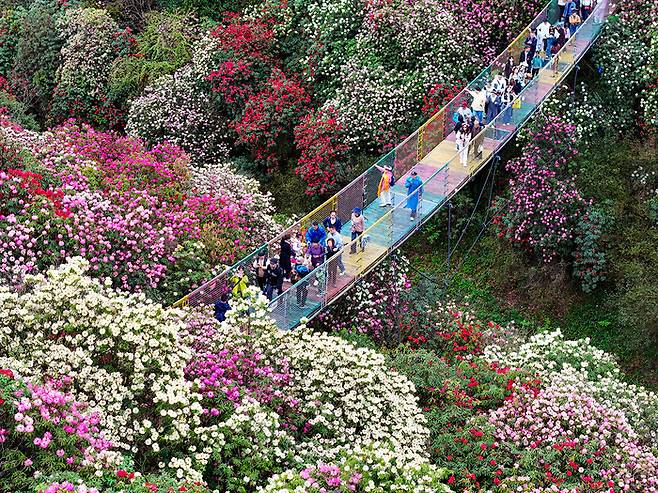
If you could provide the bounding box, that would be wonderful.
[305,221,327,246]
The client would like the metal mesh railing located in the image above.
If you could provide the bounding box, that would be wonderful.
[175,0,613,324]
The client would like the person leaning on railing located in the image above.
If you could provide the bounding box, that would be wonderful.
[230,265,249,298]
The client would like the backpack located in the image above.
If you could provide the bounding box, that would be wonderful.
[569,13,581,25]
[389,172,396,187]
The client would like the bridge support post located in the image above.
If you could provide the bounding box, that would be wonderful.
[447,201,453,269]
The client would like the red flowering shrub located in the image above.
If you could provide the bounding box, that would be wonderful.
[404,307,489,362]
[232,69,311,169]
[208,13,277,64]
[389,349,540,474]
[422,82,465,118]
[206,13,279,113]
[294,106,349,195]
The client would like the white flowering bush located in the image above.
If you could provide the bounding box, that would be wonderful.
[188,160,278,238]
[544,15,653,139]
[641,30,658,127]
[55,8,124,97]
[261,442,453,493]
[316,255,410,343]
[126,64,231,165]
[1,260,433,488]
[483,329,618,378]
[203,291,430,464]
[0,258,202,458]
[325,56,425,151]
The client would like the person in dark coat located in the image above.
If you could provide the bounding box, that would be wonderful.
[264,257,284,300]
[279,234,292,281]
[524,31,538,58]
[214,294,231,322]
[504,56,515,79]
[519,46,533,68]
[252,251,267,291]
[322,210,343,234]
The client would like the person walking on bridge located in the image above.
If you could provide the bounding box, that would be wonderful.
[581,0,593,21]
[253,251,267,292]
[230,265,249,298]
[350,208,365,254]
[471,118,485,160]
[323,210,342,233]
[264,257,284,301]
[327,225,346,275]
[305,221,326,246]
[405,170,423,220]
[456,123,472,167]
[375,164,394,206]
[279,234,293,282]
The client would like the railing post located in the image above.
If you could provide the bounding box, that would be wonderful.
[447,201,453,269]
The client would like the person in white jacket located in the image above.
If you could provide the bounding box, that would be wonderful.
[537,20,551,52]
[466,87,487,124]
[455,123,472,167]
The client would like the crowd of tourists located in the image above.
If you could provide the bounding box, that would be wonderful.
[214,3,595,321]
[214,208,369,319]
[452,2,591,167]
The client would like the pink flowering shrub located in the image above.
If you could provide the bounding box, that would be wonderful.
[0,370,115,492]
[496,116,609,291]
[186,349,300,422]
[315,256,411,344]
[438,381,658,492]
[496,116,585,262]
[0,117,276,302]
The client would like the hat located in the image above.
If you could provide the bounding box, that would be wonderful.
[384,165,392,171]
[270,257,279,263]
[353,207,361,214]
[411,170,418,176]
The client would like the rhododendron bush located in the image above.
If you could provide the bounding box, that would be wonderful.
[496,116,608,292]
[0,117,276,303]
[315,255,411,344]
[0,258,446,491]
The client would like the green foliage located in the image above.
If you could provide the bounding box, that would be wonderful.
[10,0,65,122]
[156,0,259,20]
[649,193,658,224]
[0,11,20,77]
[0,89,38,130]
[154,240,212,306]
[572,206,611,293]
[109,10,197,102]
[47,84,125,130]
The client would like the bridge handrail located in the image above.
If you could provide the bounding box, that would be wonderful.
[174,0,606,311]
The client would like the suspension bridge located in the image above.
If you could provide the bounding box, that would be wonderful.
[174,0,613,330]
